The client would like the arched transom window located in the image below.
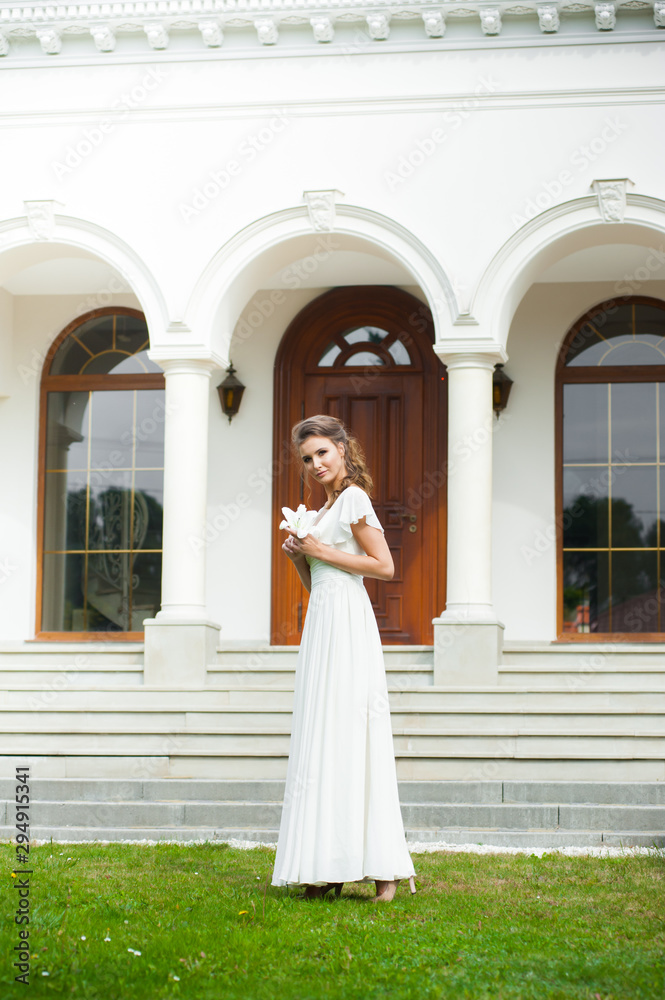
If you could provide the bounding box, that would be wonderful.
[557,298,665,637]
[38,309,165,637]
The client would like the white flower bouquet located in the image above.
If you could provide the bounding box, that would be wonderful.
[279,504,321,539]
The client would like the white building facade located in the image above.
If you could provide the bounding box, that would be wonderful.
[1,0,664,842]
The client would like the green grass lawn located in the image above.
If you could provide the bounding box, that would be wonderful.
[2,843,664,999]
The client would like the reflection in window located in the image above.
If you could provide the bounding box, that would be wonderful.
[41,312,164,633]
[560,299,665,634]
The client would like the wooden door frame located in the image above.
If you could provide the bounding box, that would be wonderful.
[271,285,447,646]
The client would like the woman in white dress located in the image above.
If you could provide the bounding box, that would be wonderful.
[271,414,417,902]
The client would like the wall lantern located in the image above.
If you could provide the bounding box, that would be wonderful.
[492,364,513,416]
[217,363,246,423]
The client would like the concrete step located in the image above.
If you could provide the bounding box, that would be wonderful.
[4,753,663,782]
[3,685,664,713]
[4,777,664,806]
[4,798,665,834]
[2,778,663,848]
[2,707,664,737]
[212,644,434,687]
[502,642,665,667]
[2,731,663,761]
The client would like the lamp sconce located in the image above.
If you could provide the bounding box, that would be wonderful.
[492,364,513,416]
[217,362,246,423]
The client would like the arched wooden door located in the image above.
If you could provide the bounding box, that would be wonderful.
[271,286,447,646]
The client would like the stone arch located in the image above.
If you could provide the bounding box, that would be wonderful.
[185,203,460,365]
[0,211,170,342]
[472,194,665,352]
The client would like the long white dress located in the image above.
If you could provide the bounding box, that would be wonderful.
[271,485,416,887]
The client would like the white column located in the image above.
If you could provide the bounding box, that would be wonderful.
[143,358,220,685]
[432,346,507,685]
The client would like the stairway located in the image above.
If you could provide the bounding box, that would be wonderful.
[0,640,663,846]
[1,777,663,849]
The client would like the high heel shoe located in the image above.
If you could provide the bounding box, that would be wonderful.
[303,882,343,899]
[321,882,343,898]
[373,876,417,902]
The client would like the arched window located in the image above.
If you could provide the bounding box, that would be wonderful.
[556,297,665,637]
[37,308,165,637]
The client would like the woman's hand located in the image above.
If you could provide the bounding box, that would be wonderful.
[281,527,322,562]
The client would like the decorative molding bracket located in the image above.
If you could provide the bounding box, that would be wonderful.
[422,10,446,36]
[90,25,115,52]
[199,20,224,47]
[591,178,634,222]
[311,15,335,42]
[303,189,345,232]
[366,12,391,39]
[537,4,560,31]
[479,8,502,34]
[255,18,278,44]
[24,200,62,241]
[145,23,169,49]
[654,0,665,25]
[594,1,616,28]
[35,27,60,54]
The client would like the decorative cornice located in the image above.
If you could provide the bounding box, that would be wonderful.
[0,0,662,59]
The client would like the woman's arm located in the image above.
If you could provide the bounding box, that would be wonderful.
[287,519,394,582]
[282,532,312,592]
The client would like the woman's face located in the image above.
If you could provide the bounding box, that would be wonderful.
[299,435,346,491]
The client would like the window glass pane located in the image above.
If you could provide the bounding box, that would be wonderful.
[88,472,133,551]
[89,391,134,468]
[343,326,388,344]
[130,552,162,630]
[600,341,665,366]
[562,467,608,548]
[611,383,657,462]
[611,466,657,548]
[343,351,386,367]
[42,386,164,632]
[388,340,411,365]
[41,553,84,631]
[318,341,342,367]
[562,551,609,634]
[610,551,659,633]
[566,302,665,367]
[135,390,167,467]
[110,350,161,375]
[49,313,157,375]
[134,470,164,548]
[46,392,89,470]
[44,471,87,552]
[563,384,608,463]
[86,550,132,630]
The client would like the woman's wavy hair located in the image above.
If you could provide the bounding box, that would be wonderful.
[291,414,373,504]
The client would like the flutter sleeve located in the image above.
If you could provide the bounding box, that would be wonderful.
[332,486,384,542]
